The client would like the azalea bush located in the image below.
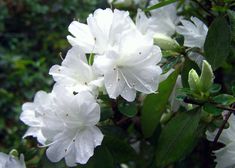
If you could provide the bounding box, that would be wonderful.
[1,0,235,167]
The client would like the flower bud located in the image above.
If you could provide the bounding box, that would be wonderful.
[188,69,200,92]
[199,60,214,92]
[153,33,181,51]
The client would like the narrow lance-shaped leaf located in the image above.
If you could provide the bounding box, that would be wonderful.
[141,68,180,138]
[155,108,201,167]
[204,16,231,70]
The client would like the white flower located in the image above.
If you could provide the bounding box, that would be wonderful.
[20,91,51,144]
[206,114,235,168]
[0,153,25,168]
[177,16,208,49]
[20,86,103,166]
[136,0,179,37]
[93,29,162,102]
[67,8,134,55]
[49,46,103,95]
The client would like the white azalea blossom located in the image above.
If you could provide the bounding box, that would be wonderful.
[20,86,103,166]
[206,114,235,168]
[0,153,25,168]
[93,30,162,102]
[67,8,135,55]
[20,91,50,144]
[136,0,180,37]
[49,46,103,95]
[177,16,208,49]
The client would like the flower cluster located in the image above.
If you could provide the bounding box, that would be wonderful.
[20,1,211,167]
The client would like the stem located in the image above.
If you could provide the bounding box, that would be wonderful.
[184,97,235,113]
[212,111,232,146]
[184,97,235,146]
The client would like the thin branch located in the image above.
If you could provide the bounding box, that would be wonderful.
[184,97,235,146]
[184,97,235,113]
[212,111,232,146]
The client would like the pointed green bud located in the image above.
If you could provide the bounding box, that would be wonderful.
[199,60,214,92]
[153,33,181,51]
[188,69,200,92]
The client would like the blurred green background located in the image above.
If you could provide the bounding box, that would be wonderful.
[0,0,108,166]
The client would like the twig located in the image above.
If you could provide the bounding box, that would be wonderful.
[184,97,235,113]
[212,111,232,146]
[184,97,235,146]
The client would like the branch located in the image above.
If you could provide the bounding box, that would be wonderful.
[184,97,235,146]
[212,111,232,146]
[184,97,235,113]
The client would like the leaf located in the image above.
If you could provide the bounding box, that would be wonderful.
[213,94,235,105]
[145,0,177,12]
[155,108,201,167]
[78,146,114,168]
[203,103,223,115]
[141,68,180,138]
[228,10,235,42]
[204,16,231,70]
[181,58,200,88]
[209,84,221,94]
[119,102,137,117]
[103,136,137,163]
[232,86,235,96]
[38,154,66,168]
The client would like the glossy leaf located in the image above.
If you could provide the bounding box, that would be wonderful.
[141,68,180,138]
[203,103,223,115]
[155,108,201,167]
[103,136,137,163]
[204,17,231,70]
[78,146,114,168]
[119,102,137,117]
[213,94,235,105]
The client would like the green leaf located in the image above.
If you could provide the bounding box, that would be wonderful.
[203,103,223,115]
[141,68,180,138]
[155,108,201,167]
[181,58,200,88]
[228,10,235,42]
[103,136,137,163]
[232,86,235,96]
[78,146,114,168]
[145,0,177,12]
[38,154,66,168]
[213,94,235,105]
[204,16,231,70]
[119,102,137,117]
[209,84,221,94]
